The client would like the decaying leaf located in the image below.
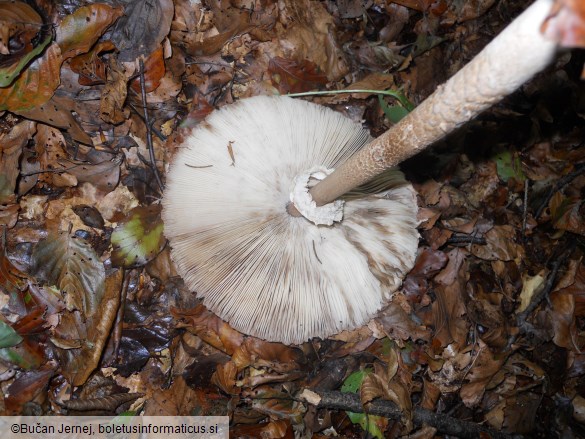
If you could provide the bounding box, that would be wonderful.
[56,4,124,60]
[268,56,328,94]
[31,230,105,313]
[3,364,55,414]
[100,57,129,125]
[109,0,174,62]
[0,42,62,112]
[111,205,165,268]
[58,269,122,386]
[70,41,116,86]
[0,320,22,349]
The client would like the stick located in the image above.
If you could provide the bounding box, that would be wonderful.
[308,0,557,207]
[139,58,165,192]
[300,389,521,439]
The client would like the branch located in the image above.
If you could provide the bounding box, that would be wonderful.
[299,389,522,439]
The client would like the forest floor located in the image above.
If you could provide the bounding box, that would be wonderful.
[1,0,585,437]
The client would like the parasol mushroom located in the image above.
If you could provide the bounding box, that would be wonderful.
[163,0,559,345]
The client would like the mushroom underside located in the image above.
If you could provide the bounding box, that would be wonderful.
[162,96,419,345]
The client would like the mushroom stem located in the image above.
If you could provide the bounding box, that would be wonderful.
[307,0,557,207]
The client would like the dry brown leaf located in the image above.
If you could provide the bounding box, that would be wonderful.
[459,342,506,407]
[431,249,469,350]
[144,375,203,415]
[420,378,440,410]
[0,120,35,226]
[278,0,348,81]
[211,360,239,395]
[56,4,124,60]
[3,364,55,415]
[100,57,129,125]
[0,43,62,112]
[0,1,42,56]
[268,57,328,94]
[376,302,431,342]
[549,291,579,351]
[70,41,116,86]
[232,338,305,372]
[470,225,524,261]
[172,304,245,355]
[110,0,174,62]
[18,94,93,145]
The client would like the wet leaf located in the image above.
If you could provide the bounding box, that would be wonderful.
[376,302,431,342]
[69,40,116,86]
[0,338,46,370]
[3,365,54,414]
[0,36,51,88]
[493,150,526,183]
[17,94,93,145]
[56,4,124,60]
[269,57,328,94]
[100,56,129,125]
[61,269,122,386]
[111,205,165,268]
[31,231,105,313]
[470,225,524,261]
[109,0,174,62]
[0,320,23,349]
[0,42,62,112]
[341,369,386,439]
[0,1,43,56]
[549,192,585,236]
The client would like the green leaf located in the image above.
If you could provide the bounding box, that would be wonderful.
[341,369,370,393]
[378,95,410,123]
[111,205,165,268]
[31,231,105,314]
[493,150,526,183]
[0,42,62,112]
[0,321,23,349]
[0,35,52,87]
[340,369,386,438]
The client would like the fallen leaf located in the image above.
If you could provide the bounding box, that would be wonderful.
[31,230,105,313]
[56,4,124,60]
[268,57,328,94]
[0,43,62,112]
[110,205,165,268]
[109,0,174,62]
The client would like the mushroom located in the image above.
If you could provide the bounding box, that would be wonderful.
[163,0,558,345]
[162,96,419,344]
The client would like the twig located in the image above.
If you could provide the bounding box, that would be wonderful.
[517,245,573,322]
[128,103,167,142]
[300,390,521,439]
[534,163,585,219]
[522,179,529,238]
[507,241,575,349]
[446,234,487,246]
[139,58,164,192]
[112,268,129,361]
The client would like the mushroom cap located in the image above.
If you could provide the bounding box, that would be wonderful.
[162,96,419,345]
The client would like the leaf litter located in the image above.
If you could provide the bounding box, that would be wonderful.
[0,0,584,437]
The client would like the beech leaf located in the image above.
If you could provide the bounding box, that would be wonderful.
[0,35,52,87]
[0,42,62,112]
[111,205,165,268]
[31,231,105,314]
[0,321,22,349]
[56,4,124,60]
